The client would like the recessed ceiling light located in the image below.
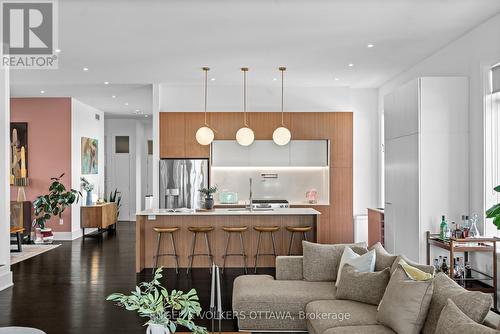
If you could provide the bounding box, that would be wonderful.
[83,67,89,71]
[210,78,215,81]
[54,49,61,53]
[135,109,140,112]
[111,95,116,98]
[40,90,45,94]
[273,78,278,81]
[144,115,149,118]
[104,81,109,85]
[124,102,129,106]
[367,44,375,48]
[334,78,340,81]
[348,63,354,67]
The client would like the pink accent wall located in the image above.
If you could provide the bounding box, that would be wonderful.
[10,98,72,232]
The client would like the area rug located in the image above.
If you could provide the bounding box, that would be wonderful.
[10,244,61,265]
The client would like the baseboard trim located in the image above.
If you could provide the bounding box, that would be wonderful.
[53,228,95,240]
[0,267,13,291]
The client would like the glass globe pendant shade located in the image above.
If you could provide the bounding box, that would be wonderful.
[195,126,214,145]
[272,126,291,146]
[236,127,255,146]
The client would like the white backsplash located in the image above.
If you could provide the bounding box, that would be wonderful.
[211,167,329,205]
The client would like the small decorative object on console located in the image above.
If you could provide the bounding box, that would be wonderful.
[80,177,94,206]
[199,185,217,210]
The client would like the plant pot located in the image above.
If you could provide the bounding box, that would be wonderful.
[34,227,54,244]
[86,190,93,206]
[146,324,169,334]
[204,197,214,210]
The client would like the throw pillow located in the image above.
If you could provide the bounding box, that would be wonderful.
[435,299,498,334]
[422,273,492,334]
[369,242,398,271]
[398,258,434,281]
[336,264,390,305]
[335,247,375,286]
[390,254,435,275]
[376,266,434,334]
[302,241,368,282]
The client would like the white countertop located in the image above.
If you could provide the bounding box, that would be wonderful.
[136,208,321,216]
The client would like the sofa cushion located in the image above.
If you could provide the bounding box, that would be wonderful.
[336,264,390,305]
[483,311,500,330]
[369,242,398,271]
[323,325,396,334]
[435,299,498,334]
[422,273,493,334]
[302,241,367,281]
[232,274,336,331]
[376,266,434,334]
[305,299,379,334]
[390,254,435,275]
[336,247,375,286]
[276,256,303,280]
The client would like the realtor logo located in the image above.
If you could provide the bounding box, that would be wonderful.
[1,0,58,69]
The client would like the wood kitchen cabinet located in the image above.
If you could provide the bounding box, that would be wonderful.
[368,208,384,247]
[160,112,210,158]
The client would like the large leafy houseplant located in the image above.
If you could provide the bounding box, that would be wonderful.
[105,188,122,218]
[486,185,500,230]
[33,174,81,229]
[107,268,207,334]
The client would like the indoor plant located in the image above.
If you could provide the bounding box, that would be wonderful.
[106,267,207,334]
[486,185,500,231]
[80,177,94,206]
[199,185,217,210]
[105,188,122,221]
[33,174,81,243]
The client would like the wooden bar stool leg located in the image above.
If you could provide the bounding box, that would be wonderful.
[204,232,213,273]
[187,232,197,275]
[170,232,179,274]
[222,232,231,273]
[153,232,162,274]
[288,231,295,256]
[239,232,248,274]
[254,231,262,273]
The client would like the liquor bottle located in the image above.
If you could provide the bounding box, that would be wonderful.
[445,225,451,239]
[439,215,447,240]
[433,258,439,272]
[463,215,470,238]
[441,257,449,275]
[451,222,456,238]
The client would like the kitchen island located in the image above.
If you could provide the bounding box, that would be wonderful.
[136,208,321,273]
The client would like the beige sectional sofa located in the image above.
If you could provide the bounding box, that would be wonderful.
[232,255,500,333]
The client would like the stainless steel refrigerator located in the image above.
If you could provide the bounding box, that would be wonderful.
[159,159,209,210]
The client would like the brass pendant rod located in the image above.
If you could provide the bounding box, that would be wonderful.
[242,67,248,126]
[203,67,209,126]
[280,67,286,126]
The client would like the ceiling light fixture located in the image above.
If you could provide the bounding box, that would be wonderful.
[54,49,61,53]
[236,67,254,146]
[334,77,340,81]
[124,102,129,106]
[83,67,89,71]
[367,44,374,48]
[112,95,116,98]
[40,90,45,94]
[210,78,216,81]
[273,67,291,146]
[195,67,216,146]
[104,81,109,85]
[348,63,354,67]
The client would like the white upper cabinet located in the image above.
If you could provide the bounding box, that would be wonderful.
[290,140,328,166]
[211,140,329,167]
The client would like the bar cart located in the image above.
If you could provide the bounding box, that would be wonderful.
[426,231,498,310]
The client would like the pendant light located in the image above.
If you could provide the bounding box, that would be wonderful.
[195,67,215,145]
[236,67,255,146]
[273,66,291,146]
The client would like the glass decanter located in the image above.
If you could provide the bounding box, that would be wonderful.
[468,213,481,238]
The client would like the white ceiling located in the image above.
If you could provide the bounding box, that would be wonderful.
[10,0,500,115]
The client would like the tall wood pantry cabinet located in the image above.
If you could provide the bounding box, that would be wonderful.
[384,77,468,263]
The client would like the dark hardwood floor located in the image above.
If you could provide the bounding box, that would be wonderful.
[0,222,275,334]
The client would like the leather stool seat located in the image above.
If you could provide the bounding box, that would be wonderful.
[286,226,312,233]
[153,226,180,233]
[188,226,215,233]
[254,226,280,233]
[223,226,248,232]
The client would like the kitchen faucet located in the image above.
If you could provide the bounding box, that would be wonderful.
[248,177,253,212]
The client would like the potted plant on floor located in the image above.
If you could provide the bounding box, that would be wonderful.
[105,188,122,223]
[33,173,81,244]
[486,185,500,234]
[80,177,94,206]
[107,267,207,334]
[199,185,217,210]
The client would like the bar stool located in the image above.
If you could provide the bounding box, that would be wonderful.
[222,226,248,274]
[253,226,280,273]
[286,226,313,255]
[187,226,214,274]
[152,226,180,274]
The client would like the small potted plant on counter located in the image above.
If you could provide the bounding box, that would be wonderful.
[107,267,207,334]
[80,177,94,206]
[486,185,500,234]
[33,173,81,243]
[199,185,217,210]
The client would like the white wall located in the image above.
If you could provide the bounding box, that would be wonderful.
[157,84,379,216]
[70,99,105,238]
[0,67,12,291]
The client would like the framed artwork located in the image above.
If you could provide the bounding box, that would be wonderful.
[10,122,28,179]
[81,137,98,174]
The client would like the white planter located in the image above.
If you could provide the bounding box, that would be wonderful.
[146,324,169,334]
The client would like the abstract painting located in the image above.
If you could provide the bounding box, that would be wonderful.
[10,122,28,180]
[81,137,98,174]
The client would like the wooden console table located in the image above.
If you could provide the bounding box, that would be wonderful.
[81,203,117,237]
[426,231,498,310]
